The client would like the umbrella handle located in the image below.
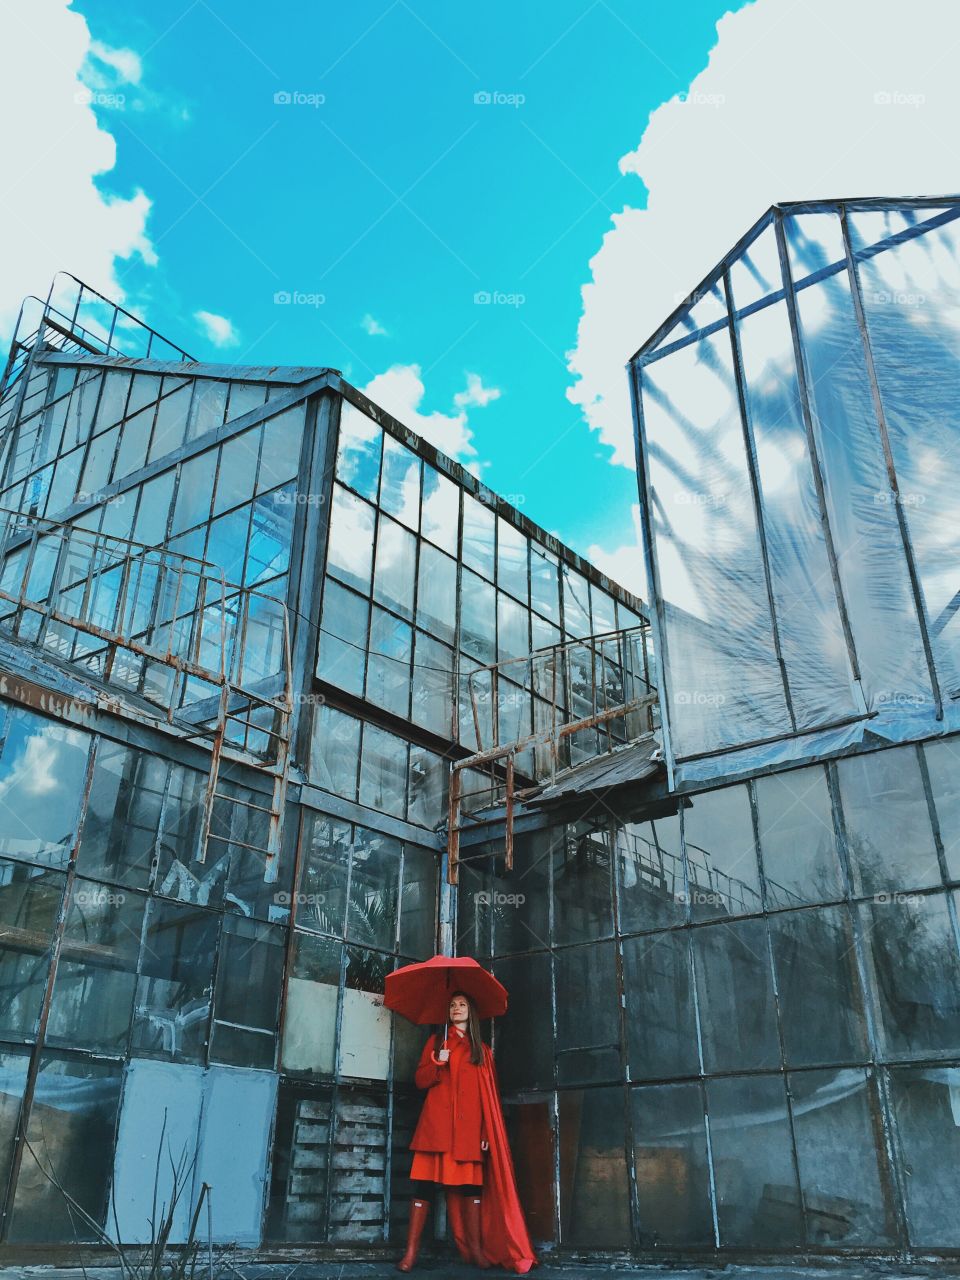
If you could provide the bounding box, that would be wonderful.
[430,1020,449,1066]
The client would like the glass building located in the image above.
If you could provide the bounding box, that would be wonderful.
[454,198,960,1262]
[0,275,645,1252]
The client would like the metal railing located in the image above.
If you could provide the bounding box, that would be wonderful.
[448,624,658,884]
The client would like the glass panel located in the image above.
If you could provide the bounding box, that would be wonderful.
[407,745,446,828]
[553,822,613,945]
[461,493,494,579]
[792,239,933,714]
[497,591,529,662]
[47,881,145,1053]
[380,434,420,530]
[310,703,361,799]
[837,746,941,895]
[491,951,553,1091]
[205,502,251,583]
[756,764,844,906]
[459,568,496,664]
[257,404,306,493]
[366,606,412,718]
[281,931,341,1074]
[346,827,400,951]
[94,371,131,430]
[728,222,783,309]
[530,543,560,623]
[640,331,790,757]
[359,724,407,818]
[623,930,698,1080]
[559,1087,630,1246]
[213,427,261,516]
[0,1049,28,1213]
[326,485,375,593]
[736,297,857,725]
[210,916,285,1068]
[850,212,960,691]
[373,515,415,622]
[693,918,780,1071]
[299,814,352,936]
[0,709,89,869]
[226,379,267,421]
[187,379,228,441]
[171,448,217,533]
[420,467,459,555]
[113,403,154,478]
[415,541,456,643]
[561,564,591,637]
[889,1063,960,1246]
[791,1067,894,1245]
[9,1055,122,1243]
[768,905,868,1067]
[632,1082,713,1246]
[492,829,551,955]
[616,815,684,932]
[410,632,453,738]
[555,941,619,1085]
[924,737,960,880]
[497,518,528,603]
[706,1073,802,1245]
[399,842,437,959]
[149,380,192,461]
[0,860,63,1038]
[130,899,218,1062]
[317,578,368,696]
[682,783,762,919]
[859,891,960,1058]
[336,401,381,500]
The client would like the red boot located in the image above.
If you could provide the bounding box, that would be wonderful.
[397,1197,430,1272]
[445,1189,472,1262]
[462,1194,490,1269]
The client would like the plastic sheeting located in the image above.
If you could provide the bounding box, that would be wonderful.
[635,201,960,771]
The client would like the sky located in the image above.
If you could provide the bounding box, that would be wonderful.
[2,0,959,599]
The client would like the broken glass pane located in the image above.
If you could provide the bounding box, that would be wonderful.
[130,898,218,1062]
[210,916,285,1069]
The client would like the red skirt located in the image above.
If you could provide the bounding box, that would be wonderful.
[410,1149,483,1185]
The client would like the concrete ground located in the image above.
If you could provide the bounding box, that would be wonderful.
[2,1261,959,1280]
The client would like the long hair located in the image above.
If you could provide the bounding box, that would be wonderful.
[437,990,484,1065]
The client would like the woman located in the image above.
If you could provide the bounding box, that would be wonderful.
[397,991,537,1273]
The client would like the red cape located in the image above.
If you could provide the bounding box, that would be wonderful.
[476,1044,538,1273]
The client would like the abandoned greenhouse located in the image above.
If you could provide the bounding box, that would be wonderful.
[0,192,957,1267]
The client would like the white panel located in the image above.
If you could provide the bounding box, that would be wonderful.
[194,1066,277,1244]
[111,1058,204,1244]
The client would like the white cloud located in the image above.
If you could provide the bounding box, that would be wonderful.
[586,504,647,599]
[194,309,240,348]
[361,313,388,336]
[567,0,960,469]
[0,0,155,334]
[87,38,142,86]
[362,365,501,473]
[453,372,502,410]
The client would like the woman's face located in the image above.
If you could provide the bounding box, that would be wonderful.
[449,994,469,1026]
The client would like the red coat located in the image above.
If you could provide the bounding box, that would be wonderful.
[409,1029,488,1161]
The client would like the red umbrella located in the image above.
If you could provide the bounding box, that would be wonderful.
[385,955,508,1027]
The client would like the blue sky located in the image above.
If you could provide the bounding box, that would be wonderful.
[66,0,745,582]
